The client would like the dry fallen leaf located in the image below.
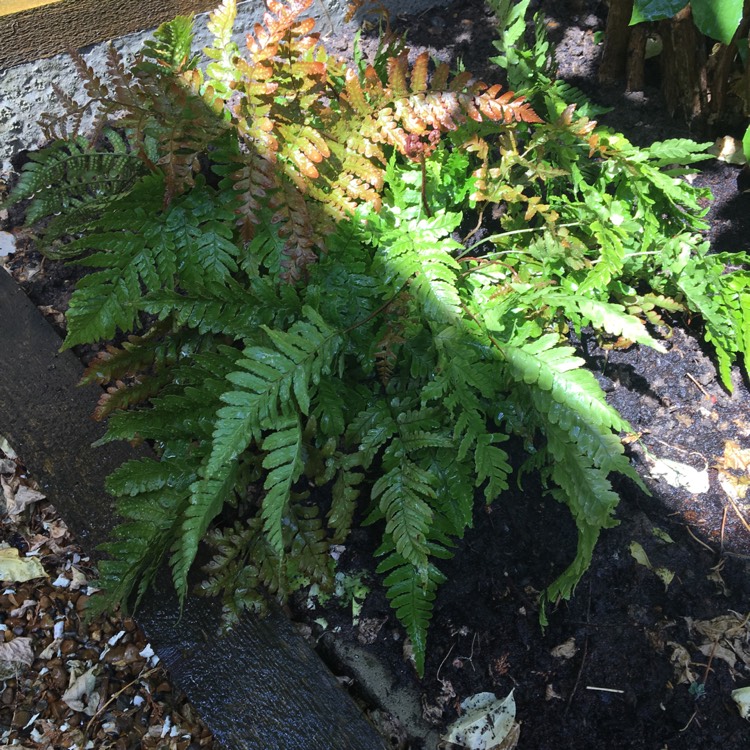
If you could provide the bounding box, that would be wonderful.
[732,686,750,719]
[37,304,66,327]
[0,546,47,583]
[62,664,101,715]
[629,541,675,590]
[667,641,697,685]
[0,435,17,459]
[442,691,520,750]
[550,638,578,660]
[0,230,16,257]
[698,642,738,671]
[719,440,750,472]
[717,471,750,503]
[708,135,747,165]
[716,439,750,504]
[2,481,46,518]
[689,613,750,643]
[686,613,750,676]
[645,454,710,494]
[0,636,34,680]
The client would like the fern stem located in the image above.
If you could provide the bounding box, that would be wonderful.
[459,257,522,282]
[342,283,410,336]
[460,221,582,257]
[459,303,507,360]
[462,204,487,245]
[419,154,432,218]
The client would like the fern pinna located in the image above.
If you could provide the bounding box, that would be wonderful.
[5,0,750,676]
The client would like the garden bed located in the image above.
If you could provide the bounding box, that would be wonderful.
[3,0,750,748]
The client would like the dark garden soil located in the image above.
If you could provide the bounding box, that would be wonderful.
[3,1,750,749]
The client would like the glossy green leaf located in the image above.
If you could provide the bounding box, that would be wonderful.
[691,0,743,43]
[630,0,687,24]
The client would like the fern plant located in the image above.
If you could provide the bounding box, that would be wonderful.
[5,0,750,677]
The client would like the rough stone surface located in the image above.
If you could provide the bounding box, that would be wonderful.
[0,0,448,176]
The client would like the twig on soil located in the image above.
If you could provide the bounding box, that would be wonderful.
[564,578,592,717]
[684,524,716,554]
[685,372,716,403]
[436,643,455,683]
[721,506,728,551]
[85,666,160,736]
[724,493,750,535]
[463,632,478,672]
[700,639,719,685]
[585,686,624,694]
[679,710,698,732]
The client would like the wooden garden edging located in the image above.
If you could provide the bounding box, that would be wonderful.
[0,266,388,750]
[0,0,218,69]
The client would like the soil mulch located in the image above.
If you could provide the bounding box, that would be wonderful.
[0,439,216,749]
[3,1,750,748]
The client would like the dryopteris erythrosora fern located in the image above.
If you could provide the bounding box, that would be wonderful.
[5,0,750,677]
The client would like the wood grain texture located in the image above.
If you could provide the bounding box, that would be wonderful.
[0,0,217,68]
[0,266,388,750]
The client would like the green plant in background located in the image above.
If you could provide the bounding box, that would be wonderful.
[630,0,744,46]
[601,0,750,127]
[4,0,750,676]
[489,0,610,119]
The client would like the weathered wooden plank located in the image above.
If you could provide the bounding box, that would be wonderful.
[0,0,218,68]
[0,266,388,750]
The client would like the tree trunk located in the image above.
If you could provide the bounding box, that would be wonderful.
[599,0,634,84]
[658,5,708,127]
[626,24,647,91]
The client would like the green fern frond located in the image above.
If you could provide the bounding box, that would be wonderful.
[64,267,142,348]
[568,296,665,350]
[1,134,143,249]
[107,456,196,497]
[499,334,629,433]
[87,456,197,616]
[80,325,181,386]
[170,461,241,603]
[204,0,240,100]
[644,138,713,168]
[208,309,340,474]
[261,417,304,554]
[540,442,621,616]
[141,15,199,73]
[199,522,269,622]
[349,399,398,467]
[371,205,464,323]
[371,458,435,570]
[474,434,511,502]
[287,501,333,585]
[312,378,350,438]
[377,552,446,677]
[328,457,365,543]
[199,517,285,624]
[427,455,476,537]
[93,374,171,421]
[141,290,255,338]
